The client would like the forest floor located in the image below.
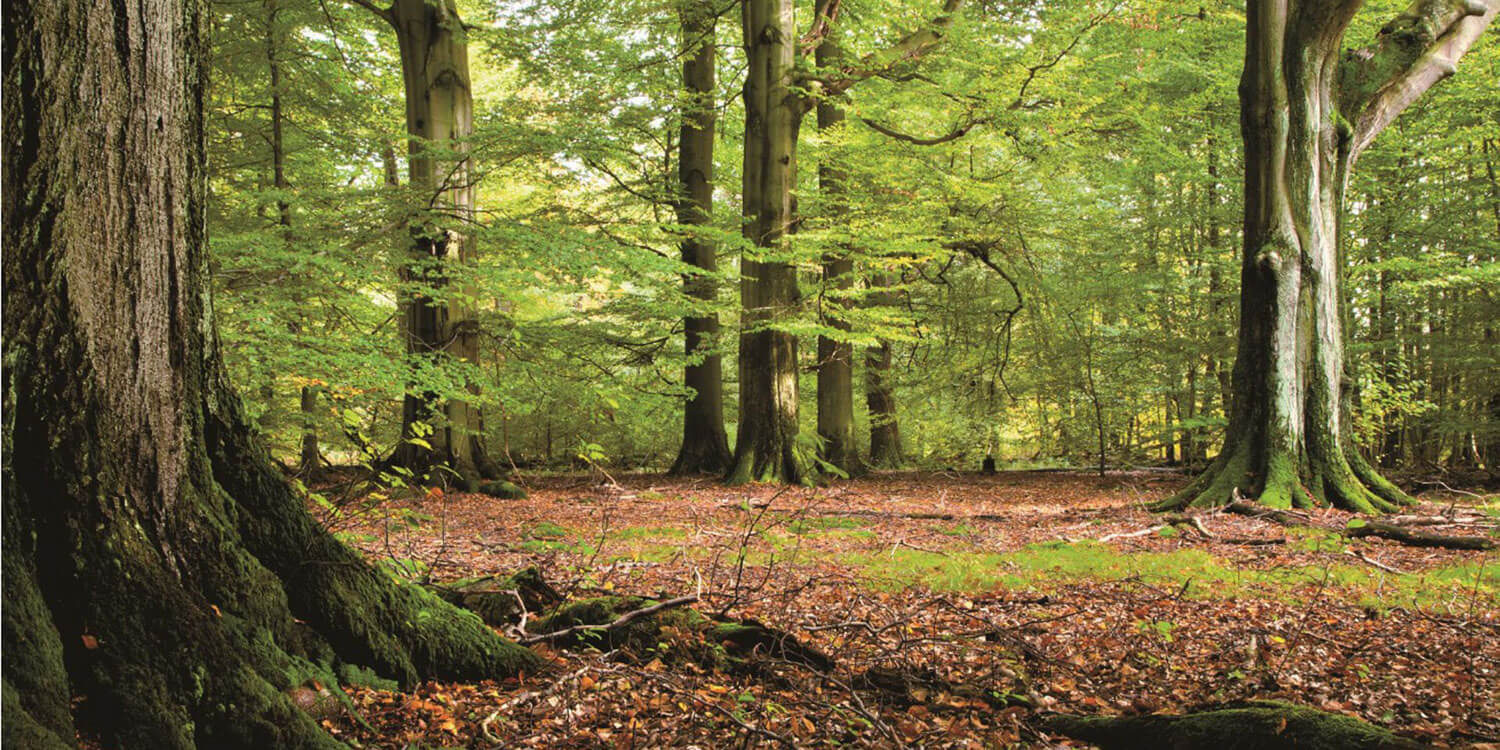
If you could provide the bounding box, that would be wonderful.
[323,470,1499,748]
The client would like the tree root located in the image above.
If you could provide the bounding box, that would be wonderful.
[1045,700,1421,749]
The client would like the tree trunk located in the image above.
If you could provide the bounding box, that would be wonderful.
[1160,0,1496,512]
[813,3,864,478]
[669,0,733,476]
[865,274,904,467]
[262,0,323,477]
[1,2,537,747]
[385,0,499,486]
[729,0,811,484]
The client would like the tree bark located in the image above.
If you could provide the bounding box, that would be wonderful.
[729,0,811,484]
[730,0,961,483]
[383,0,500,486]
[0,2,537,747]
[813,0,865,478]
[865,275,905,467]
[669,0,733,476]
[1160,0,1496,512]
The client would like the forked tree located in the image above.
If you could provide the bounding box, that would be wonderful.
[732,0,963,484]
[1161,0,1497,511]
[1,1,536,747]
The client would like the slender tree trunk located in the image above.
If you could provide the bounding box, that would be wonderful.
[865,275,904,467]
[385,0,499,486]
[813,2,864,478]
[729,0,810,484]
[669,0,733,476]
[1161,0,1495,512]
[1,2,536,747]
[262,0,323,477]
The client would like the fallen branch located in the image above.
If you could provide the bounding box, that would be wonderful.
[1343,548,1407,575]
[1345,521,1496,551]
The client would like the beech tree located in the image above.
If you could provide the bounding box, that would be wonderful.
[732,0,964,483]
[1161,0,1497,511]
[1,0,536,747]
[353,0,501,485]
[670,0,734,475]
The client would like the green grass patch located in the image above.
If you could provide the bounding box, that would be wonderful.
[939,523,977,537]
[609,525,689,541]
[785,516,870,535]
[525,521,573,540]
[840,540,1499,610]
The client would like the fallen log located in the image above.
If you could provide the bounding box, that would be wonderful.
[1045,701,1421,749]
[1345,520,1495,551]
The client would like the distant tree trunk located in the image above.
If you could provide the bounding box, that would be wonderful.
[865,275,904,467]
[1161,0,1496,511]
[262,0,323,477]
[379,0,498,486]
[669,0,733,476]
[729,0,810,484]
[1482,138,1500,471]
[813,1,864,478]
[1,1,536,746]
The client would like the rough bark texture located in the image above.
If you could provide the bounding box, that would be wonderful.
[730,0,811,485]
[813,3,865,478]
[1160,0,1496,512]
[669,0,733,477]
[0,2,537,747]
[385,0,500,486]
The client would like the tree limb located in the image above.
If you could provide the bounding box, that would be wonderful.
[812,0,966,98]
[346,0,394,26]
[1340,0,1497,156]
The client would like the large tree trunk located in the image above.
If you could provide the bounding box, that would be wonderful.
[729,0,811,484]
[385,0,499,486]
[813,2,864,478]
[0,2,537,747]
[669,0,733,476]
[1161,0,1496,512]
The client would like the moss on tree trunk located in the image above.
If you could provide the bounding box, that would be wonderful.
[1,2,537,746]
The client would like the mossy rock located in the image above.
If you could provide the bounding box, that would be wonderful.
[428,567,562,628]
[478,480,526,499]
[1045,701,1421,749]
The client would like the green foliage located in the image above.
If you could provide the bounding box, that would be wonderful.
[206,0,1498,474]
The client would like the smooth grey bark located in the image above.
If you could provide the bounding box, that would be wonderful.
[669,0,733,476]
[731,0,962,483]
[865,274,904,467]
[731,0,809,484]
[361,0,499,485]
[813,0,864,477]
[1161,0,1496,512]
